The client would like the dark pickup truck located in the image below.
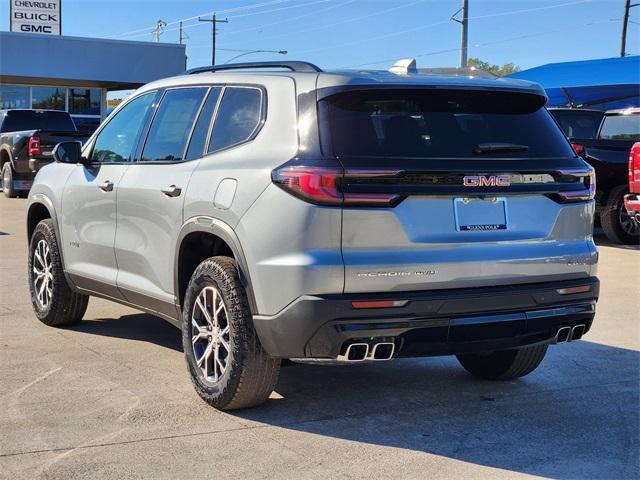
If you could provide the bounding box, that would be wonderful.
[0,109,87,198]
[566,108,640,244]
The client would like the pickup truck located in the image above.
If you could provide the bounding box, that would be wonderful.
[568,108,640,244]
[0,109,87,198]
[624,143,640,223]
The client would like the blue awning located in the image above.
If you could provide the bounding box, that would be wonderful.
[507,56,640,110]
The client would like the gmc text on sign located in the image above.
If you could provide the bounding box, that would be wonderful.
[10,0,61,35]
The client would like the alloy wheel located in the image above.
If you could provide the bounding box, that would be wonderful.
[33,239,53,309]
[191,285,230,383]
[619,203,640,237]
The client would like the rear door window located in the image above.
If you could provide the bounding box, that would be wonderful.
[141,87,207,162]
[319,89,575,161]
[598,114,640,141]
[208,87,263,153]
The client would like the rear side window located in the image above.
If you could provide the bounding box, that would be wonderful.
[319,89,575,160]
[0,110,76,133]
[185,87,222,161]
[208,87,263,153]
[598,114,640,141]
[141,88,207,162]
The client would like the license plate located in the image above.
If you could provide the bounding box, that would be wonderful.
[454,197,508,231]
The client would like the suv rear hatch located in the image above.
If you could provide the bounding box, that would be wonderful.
[318,87,597,293]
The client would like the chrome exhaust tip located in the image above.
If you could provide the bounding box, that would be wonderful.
[369,342,395,361]
[571,324,586,341]
[337,343,369,362]
[555,326,571,343]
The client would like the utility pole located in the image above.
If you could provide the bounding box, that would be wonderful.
[451,0,469,68]
[153,19,167,43]
[198,14,229,65]
[620,0,638,57]
[179,21,184,44]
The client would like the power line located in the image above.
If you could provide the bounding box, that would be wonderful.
[343,18,618,69]
[229,0,427,47]
[293,0,591,55]
[113,0,295,38]
[187,0,357,48]
[126,0,331,40]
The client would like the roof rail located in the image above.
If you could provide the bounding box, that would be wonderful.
[185,61,322,75]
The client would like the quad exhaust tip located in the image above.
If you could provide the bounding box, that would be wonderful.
[555,324,586,343]
[337,341,395,362]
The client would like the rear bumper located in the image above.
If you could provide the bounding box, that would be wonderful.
[28,157,54,173]
[253,277,599,359]
[624,194,640,217]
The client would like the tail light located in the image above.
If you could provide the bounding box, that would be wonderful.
[629,143,640,194]
[28,136,41,156]
[555,168,596,203]
[571,142,585,157]
[272,160,398,207]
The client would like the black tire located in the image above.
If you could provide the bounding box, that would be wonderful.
[2,162,17,198]
[28,219,89,326]
[182,256,280,410]
[456,344,548,381]
[600,184,640,245]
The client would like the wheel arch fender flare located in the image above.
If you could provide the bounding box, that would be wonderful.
[26,193,78,291]
[0,145,14,167]
[175,216,257,314]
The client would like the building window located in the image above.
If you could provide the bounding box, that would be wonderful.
[0,85,29,109]
[31,87,66,110]
[69,88,101,115]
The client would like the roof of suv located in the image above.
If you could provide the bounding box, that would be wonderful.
[139,61,547,98]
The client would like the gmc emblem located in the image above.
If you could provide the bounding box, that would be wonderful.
[463,175,511,187]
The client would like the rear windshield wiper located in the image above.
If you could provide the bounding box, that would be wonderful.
[474,143,529,154]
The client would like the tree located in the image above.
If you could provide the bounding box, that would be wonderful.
[467,58,521,76]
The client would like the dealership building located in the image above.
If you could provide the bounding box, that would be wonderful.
[0,31,187,131]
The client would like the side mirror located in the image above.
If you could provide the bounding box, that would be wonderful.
[52,141,84,164]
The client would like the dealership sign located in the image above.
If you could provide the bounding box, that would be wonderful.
[10,0,61,35]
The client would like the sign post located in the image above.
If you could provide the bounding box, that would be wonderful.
[10,0,61,35]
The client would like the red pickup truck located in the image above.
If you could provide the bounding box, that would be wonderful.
[624,143,640,225]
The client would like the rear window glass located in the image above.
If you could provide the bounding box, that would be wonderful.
[598,114,640,141]
[0,110,76,133]
[548,109,604,139]
[319,89,574,160]
[208,87,263,153]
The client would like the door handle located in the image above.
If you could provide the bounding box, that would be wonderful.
[161,185,182,197]
[98,180,114,192]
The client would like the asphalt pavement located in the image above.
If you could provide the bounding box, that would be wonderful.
[1,195,638,480]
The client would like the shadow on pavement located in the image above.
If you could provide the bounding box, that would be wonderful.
[71,313,183,352]
[68,313,639,478]
[235,340,640,479]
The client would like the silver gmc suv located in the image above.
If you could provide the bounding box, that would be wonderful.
[26,60,599,410]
